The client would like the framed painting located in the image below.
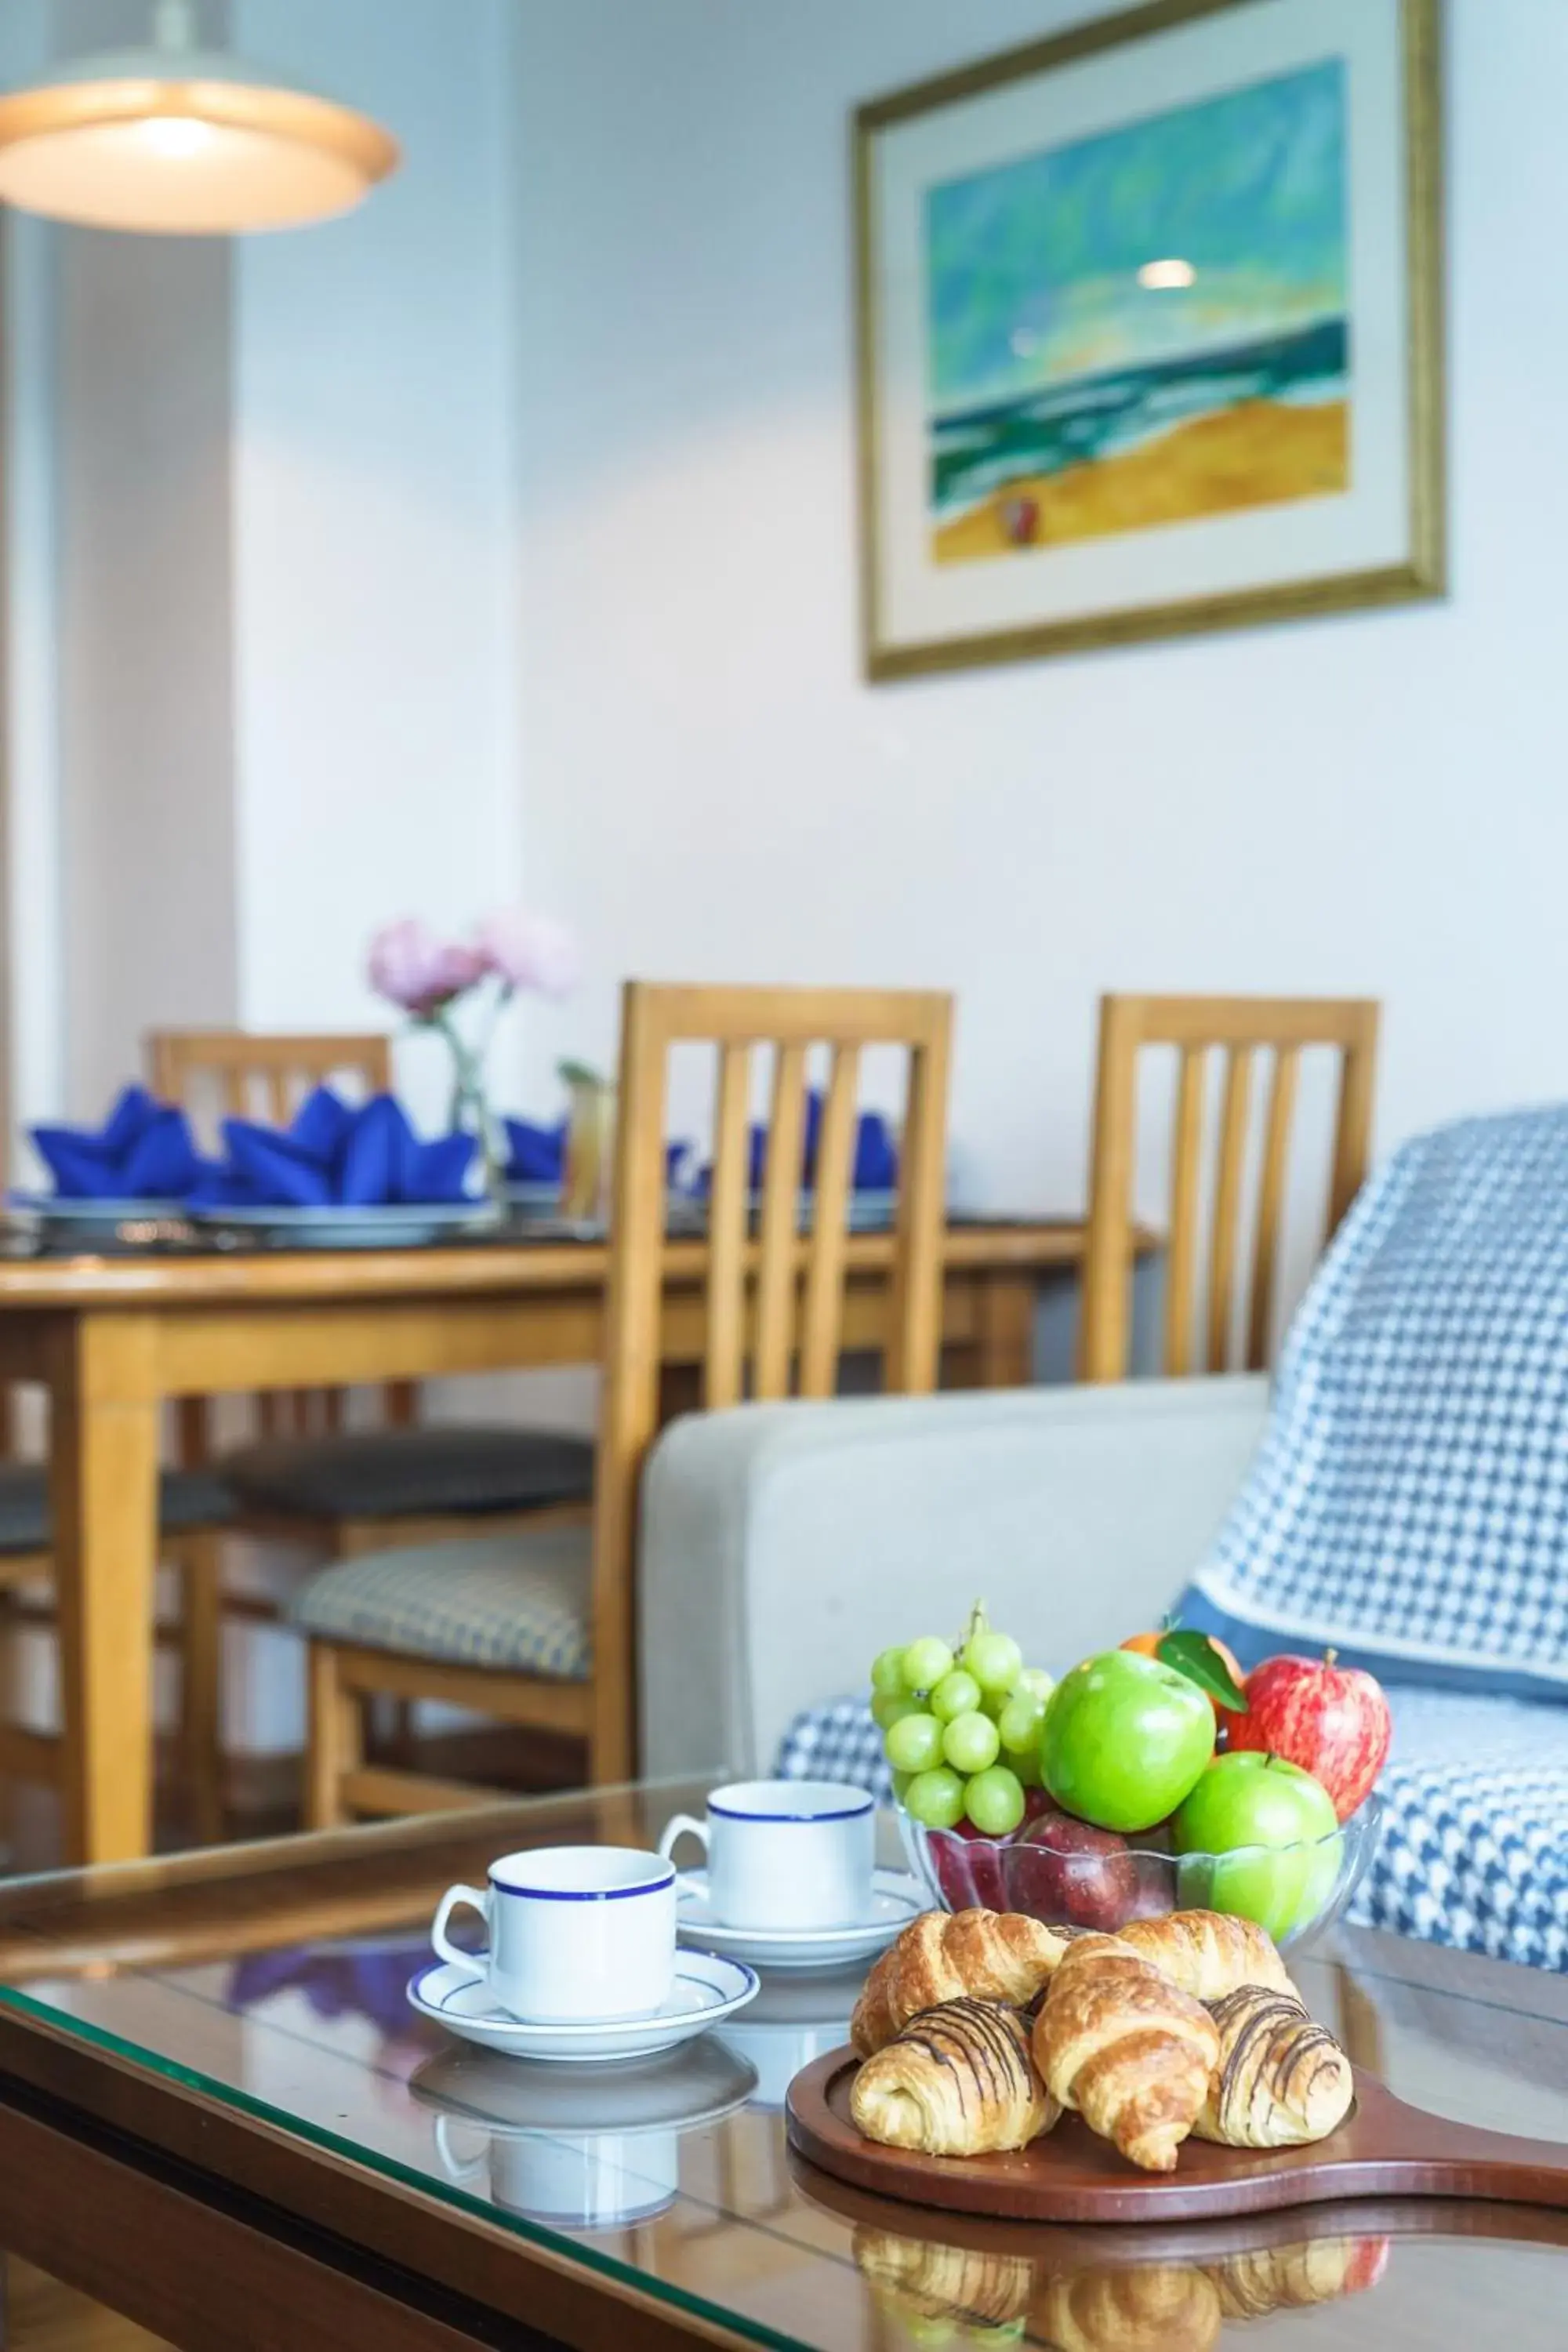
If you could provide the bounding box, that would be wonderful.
[854,0,1443,678]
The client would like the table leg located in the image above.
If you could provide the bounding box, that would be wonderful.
[45,1316,161,1865]
[971,1272,1037,1389]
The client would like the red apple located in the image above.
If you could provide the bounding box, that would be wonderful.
[930,1820,1010,1911]
[1004,1806,1136,1930]
[1224,1651,1391,1822]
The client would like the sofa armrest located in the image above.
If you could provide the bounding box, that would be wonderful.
[638,1376,1269,1780]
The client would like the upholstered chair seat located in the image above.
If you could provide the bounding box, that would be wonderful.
[288,1525,590,1679]
[222,1427,594,1526]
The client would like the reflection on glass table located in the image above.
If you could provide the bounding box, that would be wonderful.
[0,1782,1559,2350]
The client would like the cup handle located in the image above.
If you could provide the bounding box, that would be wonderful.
[434,2114,488,2183]
[431,1882,491,1981]
[657,1814,709,1870]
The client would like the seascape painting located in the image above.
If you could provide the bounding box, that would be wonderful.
[855,0,1443,677]
[924,63,1351,564]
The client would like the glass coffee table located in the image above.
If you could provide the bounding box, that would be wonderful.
[0,1780,1561,2350]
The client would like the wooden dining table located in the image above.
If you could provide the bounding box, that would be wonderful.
[0,1217,1116,1867]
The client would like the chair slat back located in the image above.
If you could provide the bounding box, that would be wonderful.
[148,1031,393,1142]
[586,981,953,1777]
[147,1030,407,1443]
[1080,994,1379,1383]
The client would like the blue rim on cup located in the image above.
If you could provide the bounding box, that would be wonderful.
[485,1848,677,1901]
[708,1781,875,1826]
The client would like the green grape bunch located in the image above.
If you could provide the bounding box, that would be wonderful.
[868,1600,1055,1838]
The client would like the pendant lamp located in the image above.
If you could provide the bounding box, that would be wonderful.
[0,0,399,234]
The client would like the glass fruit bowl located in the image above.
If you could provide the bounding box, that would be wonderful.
[896,1791,1384,1953]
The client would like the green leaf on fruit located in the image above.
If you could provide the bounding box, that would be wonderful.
[1157,1630,1247,1711]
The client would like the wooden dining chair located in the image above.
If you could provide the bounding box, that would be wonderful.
[151,1029,404,1438]
[147,1027,595,1516]
[147,1029,595,1828]
[150,1028,395,1134]
[294,979,953,1822]
[1079,994,1380,1383]
[0,1409,234,1846]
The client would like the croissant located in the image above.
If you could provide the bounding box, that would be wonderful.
[1193,1985,1355,2148]
[850,1997,1059,2155]
[1036,2265,1221,2352]
[1032,1933,1219,2173]
[851,1909,1073,2056]
[1117,1910,1298,2004]
[853,2224,1035,2331]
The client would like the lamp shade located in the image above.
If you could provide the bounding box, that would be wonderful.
[0,13,398,234]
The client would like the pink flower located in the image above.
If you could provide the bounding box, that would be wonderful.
[367,919,485,1018]
[474,908,580,998]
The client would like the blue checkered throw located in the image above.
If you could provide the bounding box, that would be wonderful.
[774,1688,1568,1972]
[1186,1105,1568,1700]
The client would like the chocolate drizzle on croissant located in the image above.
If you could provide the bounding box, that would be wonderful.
[1195,1985,1355,2148]
[850,1997,1058,2155]
[900,1998,1034,2107]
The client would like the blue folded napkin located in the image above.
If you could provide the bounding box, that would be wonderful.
[503,1116,691,1191]
[227,1945,422,2038]
[31,1084,202,1201]
[503,1116,568,1185]
[189,1088,477,1210]
[692,1091,898,1197]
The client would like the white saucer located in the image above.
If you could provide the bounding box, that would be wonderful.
[407,1948,758,2063]
[408,2034,758,2135]
[673,1868,924,1970]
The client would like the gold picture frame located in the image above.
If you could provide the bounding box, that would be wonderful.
[855,0,1445,680]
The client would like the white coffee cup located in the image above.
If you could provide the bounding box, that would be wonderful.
[435,2115,680,2230]
[657,1780,875,1932]
[430,1846,676,2024]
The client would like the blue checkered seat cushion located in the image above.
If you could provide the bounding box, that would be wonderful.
[288,1525,589,1677]
[1365,1690,1568,1971]
[773,1688,1568,1972]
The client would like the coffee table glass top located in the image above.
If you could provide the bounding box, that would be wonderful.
[0,1780,1562,2350]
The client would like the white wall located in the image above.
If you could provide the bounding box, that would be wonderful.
[233,0,525,1123]
[55,222,238,1116]
[513,0,1568,1250]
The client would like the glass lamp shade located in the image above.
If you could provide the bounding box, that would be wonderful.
[0,50,399,234]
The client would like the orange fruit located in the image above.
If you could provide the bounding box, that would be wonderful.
[1120,1631,1245,1722]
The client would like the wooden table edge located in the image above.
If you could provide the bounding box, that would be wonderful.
[0,2002,768,2352]
[0,1218,1150,1307]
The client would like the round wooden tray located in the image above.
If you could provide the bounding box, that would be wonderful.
[786,2047,1568,2227]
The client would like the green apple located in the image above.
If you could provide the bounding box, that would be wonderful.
[1040,1650,1216,1833]
[1172,1752,1341,1940]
